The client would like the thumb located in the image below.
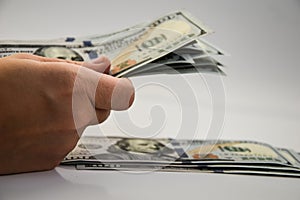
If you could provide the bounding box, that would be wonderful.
[83,56,111,74]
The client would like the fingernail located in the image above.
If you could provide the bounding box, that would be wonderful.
[92,56,105,64]
[128,79,135,107]
[129,93,135,107]
[104,64,111,74]
[91,56,111,73]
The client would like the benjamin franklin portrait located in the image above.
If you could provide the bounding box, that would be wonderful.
[92,138,178,161]
[34,46,84,61]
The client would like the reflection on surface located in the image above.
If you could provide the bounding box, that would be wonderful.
[0,166,108,200]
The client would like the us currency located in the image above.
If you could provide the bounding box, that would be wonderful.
[62,136,179,164]
[76,164,300,178]
[0,11,223,77]
[122,60,225,77]
[122,48,225,77]
[67,11,213,76]
[62,136,300,178]
[276,148,300,168]
[176,140,289,164]
[62,137,288,164]
[172,39,226,56]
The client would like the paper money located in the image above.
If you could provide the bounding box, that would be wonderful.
[63,137,179,164]
[0,11,224,77]
[108,11,211,76]
[176,140,288,164]
[276,148,300,168]
[62,136,300,178]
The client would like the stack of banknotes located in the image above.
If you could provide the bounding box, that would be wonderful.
[62,136,300,178]
[0,11,226,77]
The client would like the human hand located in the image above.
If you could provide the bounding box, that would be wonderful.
[0,53,134,175]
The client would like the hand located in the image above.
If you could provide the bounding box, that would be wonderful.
[0,53,135,175]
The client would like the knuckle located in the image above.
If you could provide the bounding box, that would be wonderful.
[43,68,77,107]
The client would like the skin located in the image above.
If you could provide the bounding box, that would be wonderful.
[0,53,135,175]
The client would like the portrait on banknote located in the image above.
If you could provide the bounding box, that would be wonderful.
[68,137,179,162]
[92,138,178,161]
[34,46,84,61]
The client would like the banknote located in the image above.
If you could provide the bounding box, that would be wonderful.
[175,140,289,165]
[63,137,289,165]
[123,53,225,77]
[123,63,224,77]
[0,11,219,77]
[76,163,300,178]
[65,11,212,76]
[63,136,180,164]
[62,136,300,178]
[0,40,224,77]
[172,39,226,56]
[276,148,300,168]
[103,11,212,76]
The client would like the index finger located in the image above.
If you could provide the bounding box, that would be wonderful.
[8,53,111,74]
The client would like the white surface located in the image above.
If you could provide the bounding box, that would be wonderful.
[0,0,300,199]
[1,166,300,200]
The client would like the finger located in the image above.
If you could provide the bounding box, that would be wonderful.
[84,56,111,74]
[95,75,135,110]
[93,109,111,125]
[8,53,83,65]
[9,53,111,74]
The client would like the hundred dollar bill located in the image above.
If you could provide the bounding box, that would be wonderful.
[123,58,225,77]
[175,140,290,165]
[62,136,180,164]
[77,163,300,178]
[121,47,225,77]
[172,39,226,56]
[276,148,300,168]
[0,11,212,77]
[63,136,300,178]
[107,11,211,76]
[67,12,214,76]
[63,136,293,167]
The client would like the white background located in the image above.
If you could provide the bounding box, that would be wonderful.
[0,0,299,199]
